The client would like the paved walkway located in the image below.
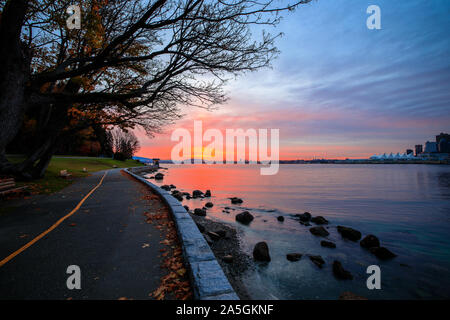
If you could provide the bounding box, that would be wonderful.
[0,169,166,299]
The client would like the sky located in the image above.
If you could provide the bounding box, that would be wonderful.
[136,0,450,160]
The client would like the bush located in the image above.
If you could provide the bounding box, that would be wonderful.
[113,152,127,161]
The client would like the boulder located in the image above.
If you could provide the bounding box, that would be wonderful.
[160,185,171,191]
[183,205,189,211]
[230,197,243,204]
[172,193,183,201]
[337,226,362,241]
[311,216,329,225]
[216,230,227,238]
[333,261,353,280]
[154,173,164,180]
[309,226,330,237]
[253,242,271,262]
[205,202,214,208]
[309,255,325,268]
[277,216,284,222]
[286,253,302,262]
[321,240,336,248]
[192,190,203,198]
[370,247,396,260]
[300,221,311,226]
[235,211,254,224]
[193,208,206,216]
[169,184,176,189]
[360,234,380,249]
[297,212,312,222]
[205,190,211,197]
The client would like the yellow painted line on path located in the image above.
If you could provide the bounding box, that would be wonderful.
[0,171,108,268]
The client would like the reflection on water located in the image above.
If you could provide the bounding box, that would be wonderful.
[150,164,450,299]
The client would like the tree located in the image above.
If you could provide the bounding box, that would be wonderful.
[111,128,140,160]
[0,0,312,178]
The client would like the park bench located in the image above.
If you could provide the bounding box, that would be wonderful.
[0,178,29,198]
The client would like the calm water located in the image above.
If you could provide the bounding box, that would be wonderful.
[149,164,450,299]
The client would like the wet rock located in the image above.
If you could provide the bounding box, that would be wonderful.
[309,255,325,268]
[300,221,311,226]
[370,247,397,260]
[160,185,171,191]
[235,211,254,225]
[360,234,380,249]
[195,223,205,233]
[277,216,284,222]
[230,197,243,204]
[169,184,176,189]
[223,255,233,263]
[253,242,271,262]
[207,231,221,241]
[154,173,164,180]
[311,216,329,225]
[192,190,204,198]
[183,205,189,211]
[185,194,191,199]
[339,292,367,300]
[182,192,190,196]
[205,190,211,197]
[286,253,302,262]
[193,208,206,216]
[333,261,353,280]
[337,226,362,241]
[297,212,312,222]
[172,193,183,201]
[224,207,231,210]
[321,240,336,248]
[205,202,214,208]
[309,226,330,237]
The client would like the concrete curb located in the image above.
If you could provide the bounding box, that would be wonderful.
[124,168,239,300]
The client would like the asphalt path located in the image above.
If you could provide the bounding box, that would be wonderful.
[0,169,166,299]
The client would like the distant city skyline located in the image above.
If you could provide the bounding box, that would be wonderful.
[136,0,450,160]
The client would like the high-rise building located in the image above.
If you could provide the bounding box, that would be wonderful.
[436,133,450,153]
[406,149,413,155]
[415,144,423,156]
[424,141,438,153]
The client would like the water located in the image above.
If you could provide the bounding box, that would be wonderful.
[148,164,450,299]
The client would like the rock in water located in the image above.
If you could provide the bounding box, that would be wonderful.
[337,226,362,241]
[205,202,214,208]
[333,261,353,280]
[160,185,171,191]
[286,253,302,261]
[370,247,397,260]
[183,205,189,211]
[192,190,204,198]
[277,216,284,222]
[172,193,183,201]
[309,226,330,237]
[154,173,164,180]
[253,242,271,262]
[297,212,312,222]
[235,211,254,225]
[360,234,380,248]
[309,255,325,268]
[193,208,206,216]
[205,190,211,197]
[321,240,336,248]
[230,197,243,204]
[311,216,329,225]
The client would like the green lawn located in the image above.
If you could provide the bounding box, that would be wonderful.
[7,156,144,194]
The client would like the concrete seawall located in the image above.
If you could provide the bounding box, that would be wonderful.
[124,168,239,300]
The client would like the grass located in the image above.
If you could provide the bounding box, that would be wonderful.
[6,156,144,195]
